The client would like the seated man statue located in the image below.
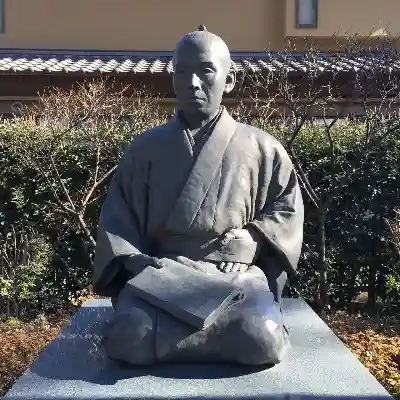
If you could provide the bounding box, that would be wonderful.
[92,26,304,366]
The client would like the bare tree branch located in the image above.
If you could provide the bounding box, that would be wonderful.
[81,165,117,209]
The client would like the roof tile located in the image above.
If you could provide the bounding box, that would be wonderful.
[0,50,397,74]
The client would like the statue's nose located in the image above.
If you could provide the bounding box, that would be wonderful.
[189,73,201,90]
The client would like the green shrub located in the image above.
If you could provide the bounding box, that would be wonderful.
[278,121,400,310]
[0,79,167,317]
[0,227,52,318]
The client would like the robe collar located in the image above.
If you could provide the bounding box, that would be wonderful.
[165,107,238,231]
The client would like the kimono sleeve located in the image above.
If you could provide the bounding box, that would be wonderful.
[248,141,304,281]
[92,141,149,297]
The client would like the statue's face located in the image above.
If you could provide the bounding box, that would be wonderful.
[173,36,235,122]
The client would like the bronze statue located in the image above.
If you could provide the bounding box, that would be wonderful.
[92,26,304,366]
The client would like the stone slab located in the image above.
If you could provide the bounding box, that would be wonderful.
[4,298,393,400]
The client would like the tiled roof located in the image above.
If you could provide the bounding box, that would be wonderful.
[0,49,397,74]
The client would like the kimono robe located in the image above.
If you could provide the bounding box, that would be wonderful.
[93,107,304,365]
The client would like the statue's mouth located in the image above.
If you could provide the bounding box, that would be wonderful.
[188,97,205,103]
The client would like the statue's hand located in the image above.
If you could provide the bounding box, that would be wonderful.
[123,254,160,276]
[217,227,263,273]
[221,228,254,245]
[217,262,249,273]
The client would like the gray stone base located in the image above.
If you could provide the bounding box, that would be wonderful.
[4,298,393,399]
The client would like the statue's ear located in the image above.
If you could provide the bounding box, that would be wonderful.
[224,70,236,94]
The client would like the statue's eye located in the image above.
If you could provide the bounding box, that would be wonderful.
[204,68,215,74]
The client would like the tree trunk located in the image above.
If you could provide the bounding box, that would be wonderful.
[317,210,329,309]
[367,253,377,310]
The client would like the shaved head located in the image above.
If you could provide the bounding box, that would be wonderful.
[172,27,235,126]
[173,28,232,73]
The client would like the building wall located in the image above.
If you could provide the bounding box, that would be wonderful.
[1,1,399,52]
[0,0,284,51]
[285,0,400,38]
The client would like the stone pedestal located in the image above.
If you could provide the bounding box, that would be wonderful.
[4,298,393,399]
